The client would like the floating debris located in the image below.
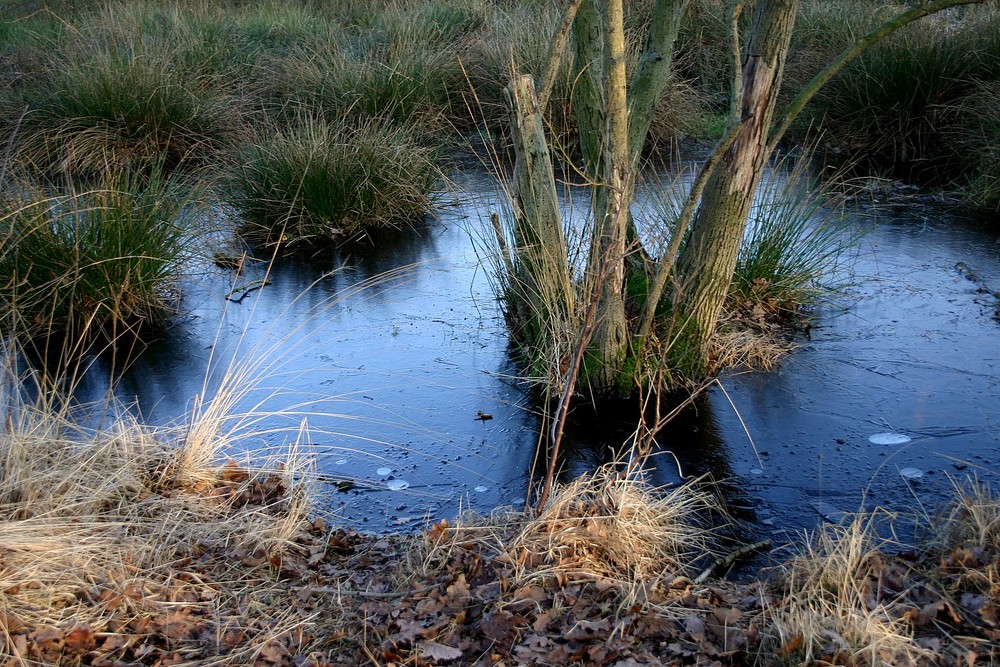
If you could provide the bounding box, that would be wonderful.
[386,479,410,491]
[869,432,912,445]
[334,459,348,465]
[749,467,764,476]
[900,467,924,480]
[474,485,488,493]
[377,467,392,476]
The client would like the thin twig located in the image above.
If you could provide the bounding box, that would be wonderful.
[694,539,772,584]
[713,378,763,469]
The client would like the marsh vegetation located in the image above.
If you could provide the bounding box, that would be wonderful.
[2,0,1000,664]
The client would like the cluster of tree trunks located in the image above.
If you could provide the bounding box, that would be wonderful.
[501,0,988,398]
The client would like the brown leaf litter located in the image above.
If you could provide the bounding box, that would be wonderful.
[3,459,1000,666]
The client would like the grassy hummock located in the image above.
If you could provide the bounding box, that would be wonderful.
[0,168,198,346]
[228,114,439,247]
[6,42,236,175]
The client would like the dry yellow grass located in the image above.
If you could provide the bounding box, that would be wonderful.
[469,465,728,601]
[0,373,319,664]
[765,513,926,666]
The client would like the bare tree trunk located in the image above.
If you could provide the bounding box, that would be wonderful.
[671,0,798,376]
[504,75,575,346]
[585,0,632,392]
[627,0,690,164]
[572,0,605,180]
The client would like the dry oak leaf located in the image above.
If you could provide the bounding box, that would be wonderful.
[417,640,463,663]
[480,610,523,644]
[511,584,547,606]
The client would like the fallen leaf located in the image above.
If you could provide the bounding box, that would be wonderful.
[778,634,803,657]
[564,618,610,641]
[511,585,547,606]
[63,626,96,653]
[918,599,962,626]
[532,607,559,633]
[427,519,450,544]
[712,607,742,626]
[417,640,463,663]
[685,614,706,642]
[29,626,63,645]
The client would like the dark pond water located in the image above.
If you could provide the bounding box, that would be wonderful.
[70,165,1000,539]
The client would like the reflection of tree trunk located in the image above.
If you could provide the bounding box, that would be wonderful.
[672,0,798,376]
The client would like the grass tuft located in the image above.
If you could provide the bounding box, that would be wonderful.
[506,465,724,593]
[228,114,439,247]
[767,513,925,666]
[0,167,197,345]
[732,154,854,312]
[6,41,236,174]
[808,6,1000,181]
[948,81,1000,211]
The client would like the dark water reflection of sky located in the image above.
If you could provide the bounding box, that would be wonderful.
[68,165,1000,538]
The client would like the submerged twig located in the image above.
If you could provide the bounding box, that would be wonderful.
[226,278,272,303]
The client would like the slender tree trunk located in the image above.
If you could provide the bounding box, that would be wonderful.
[586,0,632,392]
[671,0,798,376]
[627,0,689,165]
[504,75,575,346]
[573,0,605,180]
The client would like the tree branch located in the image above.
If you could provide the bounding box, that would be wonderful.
[538,0,585,114]
[766,0,990,155]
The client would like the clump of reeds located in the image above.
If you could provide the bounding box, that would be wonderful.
[948,81,1000,210]
[731,153,854,311]
[503,465,724,592]
[228,114,439,247]
[766,514,926,666]
[0,167,198,345]
[807,5,1000,179]
[0,315,320,664]
[5,38,237,174]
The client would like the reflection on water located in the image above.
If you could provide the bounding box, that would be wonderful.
[709,203,1000,543]
[44,164,1000,537]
